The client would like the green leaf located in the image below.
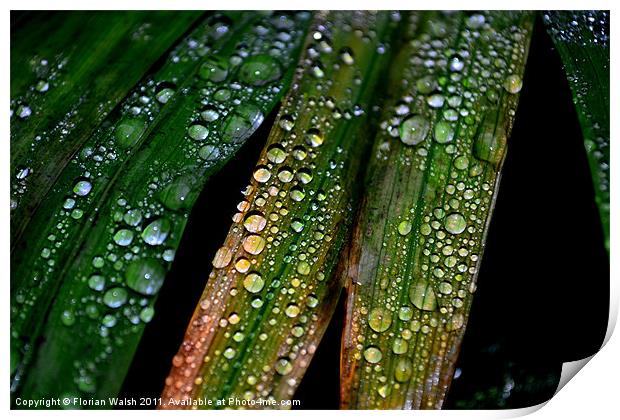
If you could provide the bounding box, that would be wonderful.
[10,11,202,248]
[159,11,405,407]
[543,11,610,252]
[12,11,311,404]
[339,11,534,409]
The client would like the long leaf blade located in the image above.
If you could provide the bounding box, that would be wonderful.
[340,11,534,409]
[12,11,311,404]
[160,11,404,408]
[543,11,610,251]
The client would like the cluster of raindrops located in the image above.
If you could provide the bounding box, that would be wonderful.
[348,11,531,407]
[11,12,311,398]
[162,11,396,404]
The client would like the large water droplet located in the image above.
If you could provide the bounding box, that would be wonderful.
[244,212,267,233]
[275,358,293,375]
[363,346,383,364]
[400,115,430,146]
[221,103,264,144]
[141,218,171,246]
[444,213,466,234]
[113,229,134,246]
[213,246,233,268]
[73,180,92,196]
[239,54,282,86]
[115,117,147,148]
[243,272,265,293]
[503,74,523,93]
[409,281,437,311]
[188,124,209,141]
[103,287,128,308]
[394,357,413,382]
[199,56,229,82]
[368,308,392,332]
[125,258,166,296]
[242,235,266,255]
[434,121,455,143]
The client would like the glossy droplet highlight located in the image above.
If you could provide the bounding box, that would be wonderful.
[125,258,166,296]
[141,218,171,246]
[212,246,233,268]
[444,213,466,234]
[400,115,430,146]
[368,308,392,332]
[363,346,383,364]
[409,281,437,311]
[243,272,265,293]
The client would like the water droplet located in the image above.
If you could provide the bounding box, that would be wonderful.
[235,257,251,273]
[199,56,229,82]
[279,115,295,132]
[188,124,209,141]
[266,145,287,164]
[125,258,166,296]
[305,128,324,147]
[155,84,175,104]
[115,118,147,148]
[199,145,221,161]
[243,272,265,293]
[221,103,264,144]
[392,338,408,354]
[409,281,437,311]
[17,105,32,119]
[243,235,266,255]
[201,106,220,122]
[363,346,382,364]
[88,274,106,291]
[296,261,310,275]
[244,212,267,233]
[398,306,413,321]
[473,115,507,168]
[398,220,412,236]
[103,287,128,308]
[285,303,300,318]
[444,213,466,234]
[434,121,455,143]
[35,79,49,92]
[427,93,445,108]
[339,47,355,65]
[16,167,30,179]
[239,54,282,86]
[73,180,92,196]
[449,55,465,72]
[394,357,413,382]
[223,347,236,359]
[60,310,76,326]
[400,115,430,146]
[113,229,134,246]
[275,358,293,375]
[368,308,392,332]
[140,307,155,323]
[213,246,233,268]
[253,166,271,183]
[503,74,523,93]
[416,76,437,94]
[124,209,143,226]
[141,218,171,246]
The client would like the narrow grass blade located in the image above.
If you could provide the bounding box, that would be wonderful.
[160,11,404,408]
[10,11,201,248]
[340,11,534,409]
[543,11,609,251]
[12,11,311,404]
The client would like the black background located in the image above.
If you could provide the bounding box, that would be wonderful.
[120,15,609,409]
